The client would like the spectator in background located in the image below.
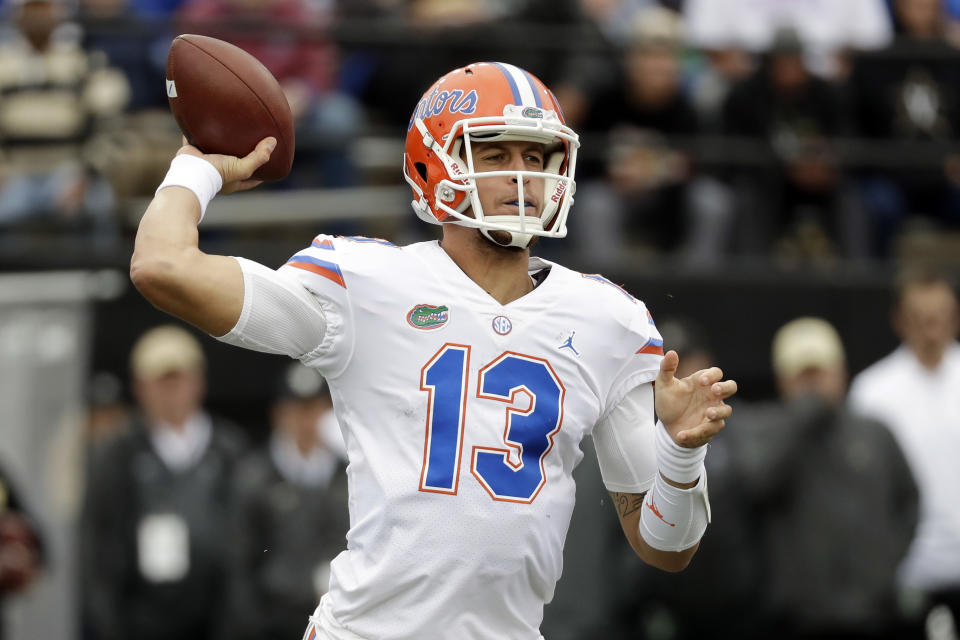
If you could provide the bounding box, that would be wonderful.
[849,267,960,636]
[79,0,176,112]
[655,316,714,376]
[81,371,132,490]
[76,1,184,206]
[680,39,753,137]
[574,0,667,47]
[80,325,248,640]
[178,0,334,107]
[735,317,918,638]
[220,363,348,640]
[571,7,734,267]
[682,0,892,80]
[552,0,671,129]
[575,6,698,160]
[356,0,581,131]
[0,0,130,235]
[850,0,960,258]
[0,463,43,640]
[723,27,867,262]
[83,371,130,447]
[178,0,363,187]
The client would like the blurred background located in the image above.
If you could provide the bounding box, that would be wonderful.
[1,0,960,638]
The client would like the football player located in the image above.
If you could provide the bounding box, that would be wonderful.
[131,62,736,640]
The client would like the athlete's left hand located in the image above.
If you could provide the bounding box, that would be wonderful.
[654,350,737,448]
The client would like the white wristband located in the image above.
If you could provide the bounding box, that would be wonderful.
[638,471,711,552]
[655,420,707,484]
[155,154,223,222]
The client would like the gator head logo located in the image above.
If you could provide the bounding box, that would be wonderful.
[522,106,544,119]
[407,304,450,330]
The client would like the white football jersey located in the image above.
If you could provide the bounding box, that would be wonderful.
[226,236,663,640]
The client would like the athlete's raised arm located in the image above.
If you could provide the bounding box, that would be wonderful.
[130,137,276,336]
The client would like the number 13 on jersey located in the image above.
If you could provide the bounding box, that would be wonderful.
[419,343,566,503]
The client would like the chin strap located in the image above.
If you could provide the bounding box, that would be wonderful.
[480,228,534,249]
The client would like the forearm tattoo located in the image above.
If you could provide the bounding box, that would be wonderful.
[610,491,646,519]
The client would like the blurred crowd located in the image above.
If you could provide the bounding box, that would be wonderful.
[2,0,960,266]
[78,326,348,640]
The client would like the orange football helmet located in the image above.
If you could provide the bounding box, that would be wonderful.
[403,62,579,248]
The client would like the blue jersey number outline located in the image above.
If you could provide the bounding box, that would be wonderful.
[419,344,565,503]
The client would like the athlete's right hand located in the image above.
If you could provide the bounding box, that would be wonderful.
[175,136,276,195]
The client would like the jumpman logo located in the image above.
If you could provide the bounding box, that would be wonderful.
[558,331,579,355]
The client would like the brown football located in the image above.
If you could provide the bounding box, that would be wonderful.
[165,34,295,181]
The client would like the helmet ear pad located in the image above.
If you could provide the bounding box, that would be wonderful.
[405,134,473,224]
[431,138,473,218]
[403,153,427,192]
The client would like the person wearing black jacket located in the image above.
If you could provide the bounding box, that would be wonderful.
[80,325,247,640]
[220,363,349,640]
[735,318,919,639]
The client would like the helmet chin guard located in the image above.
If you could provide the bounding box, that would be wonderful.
[403,63,580,249]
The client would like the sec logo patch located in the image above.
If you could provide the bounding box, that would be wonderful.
[492,316,512,335]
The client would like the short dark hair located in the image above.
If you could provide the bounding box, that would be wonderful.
[893,266,958,309]
[657,315,711,359]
